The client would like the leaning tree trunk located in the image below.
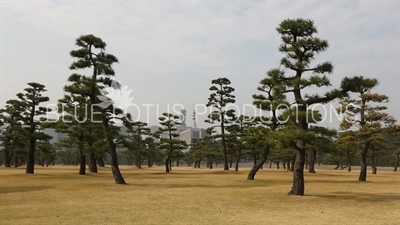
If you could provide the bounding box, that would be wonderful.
[89,152,98,173]
[308,150,316,173]
[247,148,269,180]
[358,143,370,181]
[288,149,306,196]
[234,149,242,171]
[103,120,126,184]
[371,155,377,174]
[394,154,399,172]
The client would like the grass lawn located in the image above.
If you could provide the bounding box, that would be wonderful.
[0,165,399,225]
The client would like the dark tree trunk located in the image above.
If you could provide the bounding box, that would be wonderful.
[14,157,18,168]
[276,161,280,169]
[97,156,105,167]
[282,161,286,169]
[208,158,213,169]
[229,160,233,168]
[269,161,272,168]
[235,150,241,171]
[359,142,370,181]
[102,120,126,184]
[253,156,257,166]
[287,160,291,171]
[78,133,86,175]
[89,152,98,173]
[221,123,229,170]
[347,147,351,172]
[247,148,269,180]
[290,154,295,172]
[339,151,344,170]
[148,157,152,167]
[137,154,142,169]
[79,154,86,175]
[3,148,11,167]
[371,155,377,174]
[165,154,171,173]
[394,154,399,171]
[288,149,306,196]
[305,156,308,170]
[176,160,180,167]
[26,138,36,174]
[308,150,316,173]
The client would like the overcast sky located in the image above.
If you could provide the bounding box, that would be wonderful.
[1,0,399,129]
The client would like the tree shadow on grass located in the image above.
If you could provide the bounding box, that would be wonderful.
[315,191,400,203]
[0,185,53,194]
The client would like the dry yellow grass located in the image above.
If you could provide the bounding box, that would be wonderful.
[0,165,399,225]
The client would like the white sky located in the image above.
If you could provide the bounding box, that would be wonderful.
[1,0,399,129]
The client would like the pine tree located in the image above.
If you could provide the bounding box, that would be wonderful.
[155,113,188,173]
[205,77,236,170]
[338,77,397,181]
[271,18,359,195]
[67,34,128,184]
[4,83,51,174]
[123,121,151,169]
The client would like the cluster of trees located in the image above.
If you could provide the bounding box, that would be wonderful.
[1,18,399,195]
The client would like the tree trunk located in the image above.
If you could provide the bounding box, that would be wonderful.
[394,154,399,172]
[347,147,351,172]
[3,148,11,167]
[247,148,269,180]
[165,155,171,173]
[137,154,142,169]
[97,156,105,167]
[26,138,36,174]
[269,161,272,168]
[282,161,286,169]
[339,151,344,170]
[371,155,377,174]
[253,156,257,166]
[288,149,306,196]
[148,157,152,167]
[221,129,229,170]
[359,143,369,181]
[308,150,316,173]
[89,152,98,173]
[276,161,280,169]
[79,153,86,175]
[229,160,233,168]
[208,158,213,169]
[287,160,291,171]
[102,120,126,184]
[290,154,295,172]
[234,150,241,171]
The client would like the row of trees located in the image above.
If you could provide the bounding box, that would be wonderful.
[1,18,398,195]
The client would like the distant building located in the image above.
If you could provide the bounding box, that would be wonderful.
[179,127,208,152]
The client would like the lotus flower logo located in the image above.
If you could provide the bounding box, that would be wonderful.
[97,79,133,111]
